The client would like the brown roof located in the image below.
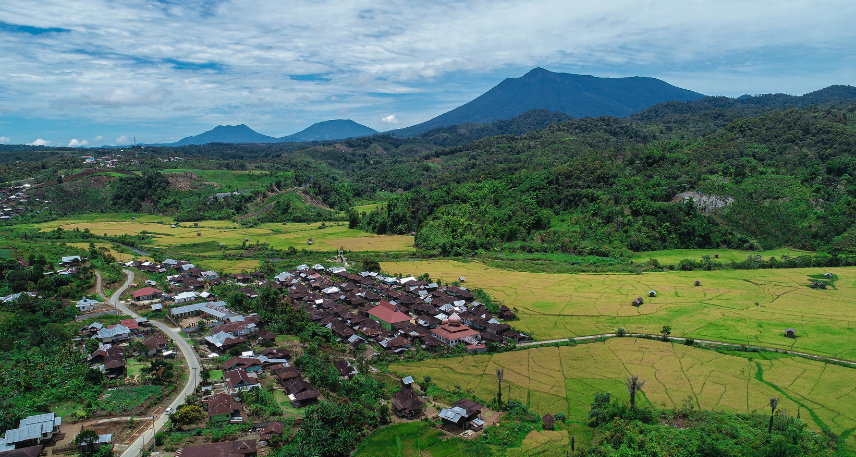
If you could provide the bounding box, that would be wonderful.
[104,345,126,370]
[132,287,162,298]
[143,334,168,349]
[452,398,483,416]
[271,365,300,382]
[259,421,285,440]
[390,388,423,413]
[224,370,258,389]
[175,440,257,457]
[223,357,262,372]
[207,393,240,417]
[0,445,43,457]
[542,413,555,427]
[367,301,411,325]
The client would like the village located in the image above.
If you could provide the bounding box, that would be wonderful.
[0,252,530,457]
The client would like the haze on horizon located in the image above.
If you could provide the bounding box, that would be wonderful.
[0,0,854,147]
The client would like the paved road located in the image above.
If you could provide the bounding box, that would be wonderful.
[519,333,856,367]
[107,270,201,457]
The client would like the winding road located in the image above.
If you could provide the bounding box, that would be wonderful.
[101,269,201,457]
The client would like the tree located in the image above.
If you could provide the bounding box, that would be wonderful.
[170,405,206,427]
[626,375,645,409]
[75,429,99,457]
[361,258,381,273]
[495,367,505,406]
[768,397,779,435]
[85,338,100,353]
[661,325,672,341]
[141,359,175,385]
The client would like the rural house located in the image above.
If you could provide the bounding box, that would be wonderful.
[142,334,169,356]
[224,370,260,392]
[132,287,163,302]
[367,300,411,330]
[390,388,424,418]
[76,297,99,313]
[439,399,484,430]
[1,413,62,449]
[207,393,242,423]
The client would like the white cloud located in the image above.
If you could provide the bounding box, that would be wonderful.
[115,135,130,145]
[28,139,51,146]
[67,139,89,147]
[381,114,399,124]
[94,135,105,143]
[0,136,10,144]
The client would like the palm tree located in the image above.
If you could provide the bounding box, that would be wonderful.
[496,367,505,406]
[626,375,645,409]
[768,397,779,434]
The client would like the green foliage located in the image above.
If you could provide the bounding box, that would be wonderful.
[112,171,171,212]
[170,404,206,426]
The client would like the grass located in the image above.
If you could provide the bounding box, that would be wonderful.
[127,360,148,377]
[380,260,856,360]
[631,247,816,265]
[24,214,414,253]
[0,248,11,259]
[352,202,384,213]
[354,421,484,456]
[272,390,303,418]
[100,385,162,413]
[162,169,289,192]
[66,242,153,263]
[390,338,856,436]
[208,370,224,381]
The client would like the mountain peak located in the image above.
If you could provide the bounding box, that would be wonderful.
[171,119,377,146]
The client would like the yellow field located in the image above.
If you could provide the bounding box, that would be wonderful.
[67,242,153,263]
[199,259,263,273]
[381,260,856,359]
[632,247,815,265]
[391,338,856,435]
[26,214,413,252]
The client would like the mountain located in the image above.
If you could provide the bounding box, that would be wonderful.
[390,67,705,136]
[170,119,378,146]
[278,119,377,142]
[172,124,276,146]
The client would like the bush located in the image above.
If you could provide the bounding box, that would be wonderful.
[685,338,695,346]
[616,328,627,337]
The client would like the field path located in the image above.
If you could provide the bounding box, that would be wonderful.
[518,333,856,368]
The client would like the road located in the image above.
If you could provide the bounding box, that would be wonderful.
[106,269,201,457]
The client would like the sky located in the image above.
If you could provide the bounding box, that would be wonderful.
[0,0,854,147]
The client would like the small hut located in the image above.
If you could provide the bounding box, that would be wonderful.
[197,232,201,236]
[649,290,657,297]
[694,280,701,286]
[632,297,644,307]
[307,238,313,246]
[824,272,832,279]
[542,413,555,430]
[714,253,719,259]
[282,222,287,225]
[785,328,796,338]
[193,222,199,227]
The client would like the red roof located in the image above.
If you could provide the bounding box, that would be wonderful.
[120,318,140,330]
[132,287,163,298]
[367,302,411,325]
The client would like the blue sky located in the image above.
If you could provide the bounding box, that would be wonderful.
[0,0,854,146]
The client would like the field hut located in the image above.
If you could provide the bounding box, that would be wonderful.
[193,222,199,227]
[197,232,201,236]
[785,328,796,338]
[714,253,719,259]
[694,280,701,286]
[648,290,657,297]
[632,297,644,307]
[542,413,555,430]
[824,272,832,279]
[282,222,287,225]
[307,238,313,246]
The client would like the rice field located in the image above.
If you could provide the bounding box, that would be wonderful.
[381,260,856,360]
[631,247,815,265]
[24,214,414,252]
[391,338,856,436]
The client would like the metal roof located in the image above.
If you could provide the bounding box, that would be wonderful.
[438,406,468,423]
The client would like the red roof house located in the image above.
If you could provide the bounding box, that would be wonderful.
[367,300,411,330]
[132,287,163,301]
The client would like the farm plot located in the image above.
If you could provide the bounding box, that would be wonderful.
[631,247,815,265]
[391,338,856,435]
[381,260,856,360]
[25,214,414,252]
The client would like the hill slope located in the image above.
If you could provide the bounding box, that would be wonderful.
[279,119,377,142]
[172,124,276,146]
[391,67,705,136]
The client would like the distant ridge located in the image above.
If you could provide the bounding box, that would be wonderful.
[170,119,377,146]
[390,67,705,136]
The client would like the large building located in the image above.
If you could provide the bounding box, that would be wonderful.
[430,313,480,346]
[367,300,411,330]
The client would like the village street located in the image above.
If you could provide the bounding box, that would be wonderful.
[103,270,201,457]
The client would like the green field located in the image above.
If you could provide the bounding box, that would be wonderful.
[0,249,11,259]
[391,338,856,436]
[352,202,385,213]
[24,214,414,254]
[381,260,856,360]
[631,247,816,265]
[162,169,291,191]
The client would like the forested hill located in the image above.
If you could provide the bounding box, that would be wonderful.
[391,67,704,136]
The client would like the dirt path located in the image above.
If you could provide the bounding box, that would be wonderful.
[519,333,856,367]
[94,271,108,301]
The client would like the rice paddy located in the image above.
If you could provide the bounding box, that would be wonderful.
[381,260,856,360]
[390,338,856,436]
[24,214,414,253]
[631,247,815,265]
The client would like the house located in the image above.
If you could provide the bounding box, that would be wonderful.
[224,370,260,392]
[333,360,358,379]
[632,297,644,306]
[103,345,126,376]
[543,413,555,430]
[174,440,257,457]
[401,375,415,389]
[367,300,411,330]
[649,290,657,297]
[271,366,301,385]
[61,256,82,266]
[75,433,112,454]
[95,324,131,343]
[222,357,263,373]
[173,291,199,304]
[206,332,247,350]
[284,379,320,407]
[259,347,291,360]
[785,328,796,338]
[430,314,480,346]
[259,422,284,443]
[1,413,62,448]
[119,318,141,333]
[0,445,43,456]
[143,334,169,356]
[208,393,242,423]
[256,329,276,344]
[76,297,100,313]
[439,398,484,429]
[132,287,163,302]
[390,388,423,418]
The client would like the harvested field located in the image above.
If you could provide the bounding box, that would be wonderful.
[391,338,856,435]
[632,247,814,265]
[381,260,856,359]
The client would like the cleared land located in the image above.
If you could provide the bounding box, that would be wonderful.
[381,260,856,360]
[390,338,856,436]
[25,214,414,253]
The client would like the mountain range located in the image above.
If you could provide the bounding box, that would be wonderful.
[170,119,378,146]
